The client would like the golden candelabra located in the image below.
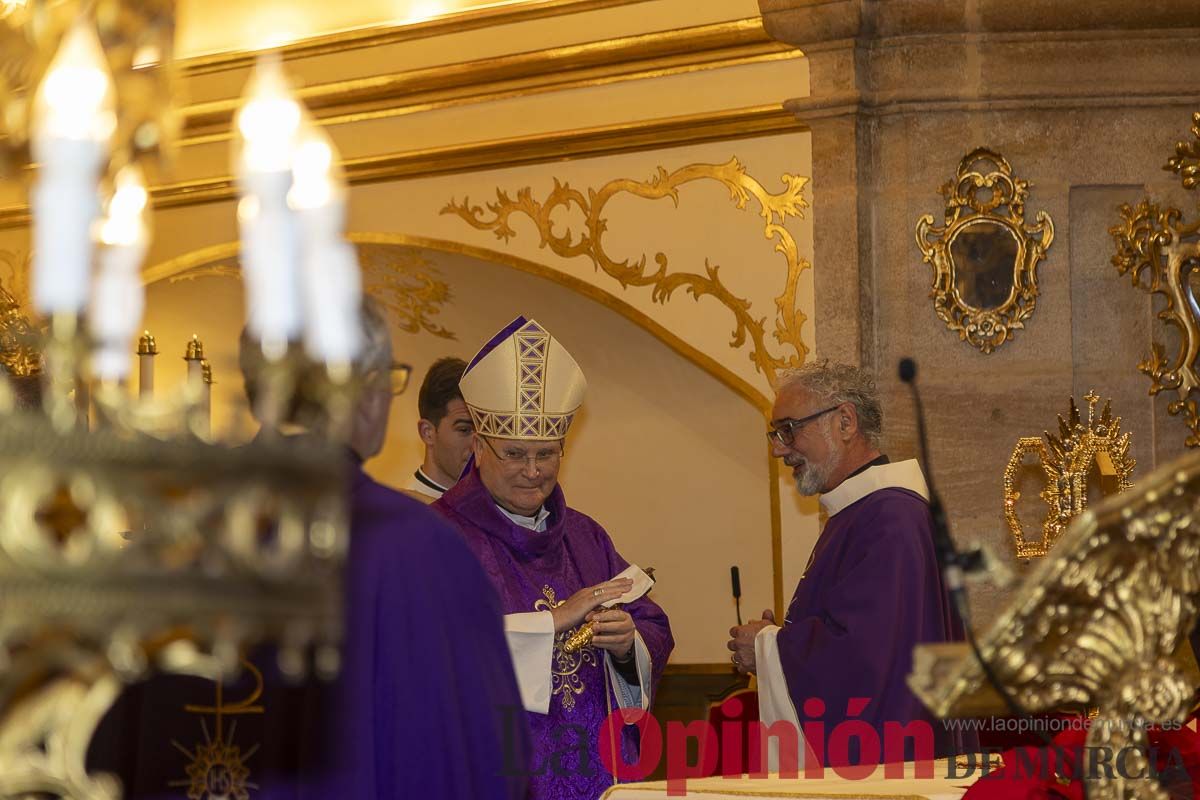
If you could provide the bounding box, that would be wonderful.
[0,2,364,798]
[0,317,352,799]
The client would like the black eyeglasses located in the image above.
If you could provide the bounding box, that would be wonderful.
[363,362,414,396]
[767,405,841,447]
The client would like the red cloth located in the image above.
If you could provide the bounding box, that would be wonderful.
[963,723,1200,799]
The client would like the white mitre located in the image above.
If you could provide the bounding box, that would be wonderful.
[460,316,587,441]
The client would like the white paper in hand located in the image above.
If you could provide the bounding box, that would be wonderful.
[601,564,654,608]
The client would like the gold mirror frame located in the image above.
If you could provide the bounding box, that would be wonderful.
[1003,392,1134,559]
[1110,111,1200,448]
[916,148,1055,354]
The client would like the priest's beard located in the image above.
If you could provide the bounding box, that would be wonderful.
[790,422,840,496]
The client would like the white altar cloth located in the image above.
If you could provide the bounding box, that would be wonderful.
[600,759,971,800]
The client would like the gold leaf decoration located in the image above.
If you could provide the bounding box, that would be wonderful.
[0,249,40,377]
[1109,196,1200,448]
[0,248,31,311]
[357,245,455,341]
[440,157,810,380]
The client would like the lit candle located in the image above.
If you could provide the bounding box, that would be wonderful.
[90,165,149,384]
[30,21,116,317]
[234,56,303,361]
[137,331,157,398]
[288,118,362,368]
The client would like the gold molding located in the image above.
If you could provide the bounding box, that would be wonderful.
[179,19,798,143]
[178,0,656,76]
[0,105,808,230]
[768,449,784,620]
[441,158,810,381]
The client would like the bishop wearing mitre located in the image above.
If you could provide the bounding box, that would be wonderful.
[434,316,674,800]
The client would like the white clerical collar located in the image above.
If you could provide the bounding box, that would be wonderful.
[411,467,449,499]
[497,503,550,532]
[819,459,929,517]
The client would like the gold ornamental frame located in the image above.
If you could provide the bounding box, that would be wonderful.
[910,448,1200,800]
[1003,393,1135,559]
[1110,111,1200,448]
[916,148,1055,354]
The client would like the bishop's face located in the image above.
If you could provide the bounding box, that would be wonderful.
[770,384,845,496]
[474,435,564,517]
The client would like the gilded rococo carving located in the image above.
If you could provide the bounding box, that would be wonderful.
[916,148,1055,354]
[1003,393,1134,559]
[1110,111,1200,448]
[910,449,1200,800]
[441,157,810,381]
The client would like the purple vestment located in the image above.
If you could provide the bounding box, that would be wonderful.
[434,466,674,800]
[91,460,530,799]
[776,487,967,764]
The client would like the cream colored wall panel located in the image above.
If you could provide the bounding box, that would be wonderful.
[296,0,761,85]
[177,0,760,65]
[345,131,814,399]
[168,57,809,179]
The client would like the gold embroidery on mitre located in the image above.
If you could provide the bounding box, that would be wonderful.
[534,585,597,713]
[464,318,582,440]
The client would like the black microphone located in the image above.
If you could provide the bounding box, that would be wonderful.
[897,358,968,600]
[898,358,1056,755]
[730,566,742,625]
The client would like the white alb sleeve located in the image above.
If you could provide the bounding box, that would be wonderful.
[504,611,556,714]
[754,624,806,771]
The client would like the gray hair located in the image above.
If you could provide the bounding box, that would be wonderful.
[357,294,393,373]
[240,294,393,421]
[774,360,883,447]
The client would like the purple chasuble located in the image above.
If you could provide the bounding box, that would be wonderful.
[90,461,530,800]
[776,486,970,764]
[434,466,674,800]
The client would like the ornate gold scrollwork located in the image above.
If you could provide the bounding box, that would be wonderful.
[1003,392,1134,559]
[1110,112,1200,448]
[909,448,1200,800]
[916,148,1055,354]
[440,158,810,381]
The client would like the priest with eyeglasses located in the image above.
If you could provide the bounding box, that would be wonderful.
[726,361,970,768]
[434,316,674,800]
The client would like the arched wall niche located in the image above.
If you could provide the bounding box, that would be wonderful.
[141,235,778,664]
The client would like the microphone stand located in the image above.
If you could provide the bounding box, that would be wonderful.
[898,359,1063,767]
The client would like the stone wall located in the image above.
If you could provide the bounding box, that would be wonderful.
[760,0,1200,623]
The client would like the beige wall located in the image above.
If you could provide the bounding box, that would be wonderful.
[140,244,776,664]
